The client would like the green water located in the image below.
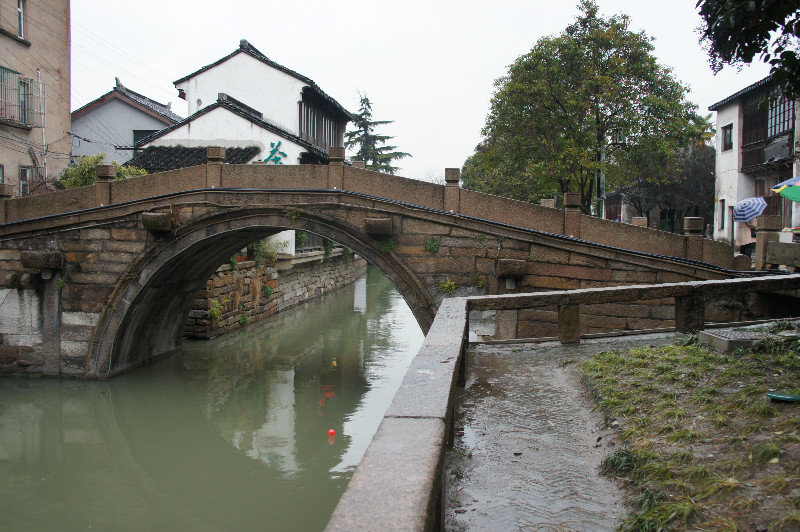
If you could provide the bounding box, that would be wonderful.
[0,267,423,532]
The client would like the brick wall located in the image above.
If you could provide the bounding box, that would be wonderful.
[184,250,367,339]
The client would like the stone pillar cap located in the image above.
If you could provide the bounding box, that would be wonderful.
[444,168,461,185]
[96,165,116,181]
[564,192,581,208]
[206,146,226,162]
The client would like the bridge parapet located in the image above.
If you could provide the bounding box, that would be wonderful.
[0,148,748,379]
[0,149,732,269]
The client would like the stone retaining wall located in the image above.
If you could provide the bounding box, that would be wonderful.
[184,250,367,339]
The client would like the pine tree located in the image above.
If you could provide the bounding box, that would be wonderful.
[345,95,410,174]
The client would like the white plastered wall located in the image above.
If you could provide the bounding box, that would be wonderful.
[175,53,306,135]
[713,102,751,247]
[144,107,306,165]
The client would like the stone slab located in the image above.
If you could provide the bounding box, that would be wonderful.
[326,416,446,532]
[698,329,772,352]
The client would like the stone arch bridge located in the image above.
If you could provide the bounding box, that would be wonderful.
[0,151,740,378]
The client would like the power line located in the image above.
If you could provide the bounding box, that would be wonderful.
[21,3,177,103]
[28,0,175,83]
[0,33,126,152]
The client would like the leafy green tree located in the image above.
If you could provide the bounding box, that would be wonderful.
[345,95,410,174]
[615,114,716,228]
[697,0,800,97]
[57,153,147,189]
[463,1,697,214]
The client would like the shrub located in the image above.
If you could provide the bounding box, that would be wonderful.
[424,237,440,254]
[439,277,456,294]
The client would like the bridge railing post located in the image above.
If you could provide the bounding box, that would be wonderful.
[754,214,782,270]
[205,146,225,188]
[563,192,581,238]
[683,217,704,261]
[444,168,460,212]
[675,290,705,333]
[558,303,581,344]
[95,164,115,206]
[328,147,345,190]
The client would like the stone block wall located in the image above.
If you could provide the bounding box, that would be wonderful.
[184,251,367,339]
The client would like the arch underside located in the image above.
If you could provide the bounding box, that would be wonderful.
[92,209,434,378]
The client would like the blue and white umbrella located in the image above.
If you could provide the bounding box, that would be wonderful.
[732,197,768,223]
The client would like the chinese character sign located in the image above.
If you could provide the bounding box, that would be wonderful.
[263,141,288,165]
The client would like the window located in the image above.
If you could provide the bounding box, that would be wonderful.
[718,199,725,230]
[0,164,4,184]
[133,130,158,155]
[755,179,766,197]
[0,66,44,128]
[722,124,733,151]
[17,0,24,39]
[768,93,794,137]
[19,165,44,196]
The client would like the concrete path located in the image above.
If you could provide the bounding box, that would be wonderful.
[444,334,680,531]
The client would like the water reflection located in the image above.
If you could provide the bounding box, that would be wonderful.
[0,267,422,532]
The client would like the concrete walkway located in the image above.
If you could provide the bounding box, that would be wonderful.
[444,334,680,531]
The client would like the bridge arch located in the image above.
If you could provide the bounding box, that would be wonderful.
[91,208,434,378]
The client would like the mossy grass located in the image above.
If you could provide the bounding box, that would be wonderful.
[580,333,800,531]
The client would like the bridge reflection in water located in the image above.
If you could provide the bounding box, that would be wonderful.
[0,266,422,532]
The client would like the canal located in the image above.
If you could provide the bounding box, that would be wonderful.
[0,266,423,531]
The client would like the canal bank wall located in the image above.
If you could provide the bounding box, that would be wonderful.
[184,249,367,339]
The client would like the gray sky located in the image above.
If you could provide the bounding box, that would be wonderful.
[70,0,771,180]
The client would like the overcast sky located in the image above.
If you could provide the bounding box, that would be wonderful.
[69,0,771,180]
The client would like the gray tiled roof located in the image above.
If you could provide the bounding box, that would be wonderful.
[125,145,260,173]
[708,74,775,111]
[114,78,183,123]
[173,40,353,122]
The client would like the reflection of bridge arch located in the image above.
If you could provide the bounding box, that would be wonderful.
[93,208,433,377]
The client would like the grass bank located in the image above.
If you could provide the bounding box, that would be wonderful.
[580,326,800,531]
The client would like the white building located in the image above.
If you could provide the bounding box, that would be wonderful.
[71,78,182,164]
[138,39,352,165]
[710,75,800,250]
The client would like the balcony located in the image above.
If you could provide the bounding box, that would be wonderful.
[0,66,44,129]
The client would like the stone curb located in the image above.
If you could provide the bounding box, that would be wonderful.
[326,297,468,531]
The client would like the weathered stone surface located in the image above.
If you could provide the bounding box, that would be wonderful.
[733,253,753,271]
[21,251,65,270]
[496,259,527,278]
[756,214,782,232]
[0,161,764,379]
[766,241,800,268]
[326,417,445,532]
[558,304,581,343]
[564,192,581,208]
[364,217,393,236]
[62,312,101,327]
[80,228,111,240]
[683,217,704,233]
[110,228,142,241]
[0,345,19,364]
[141,212,173,232]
